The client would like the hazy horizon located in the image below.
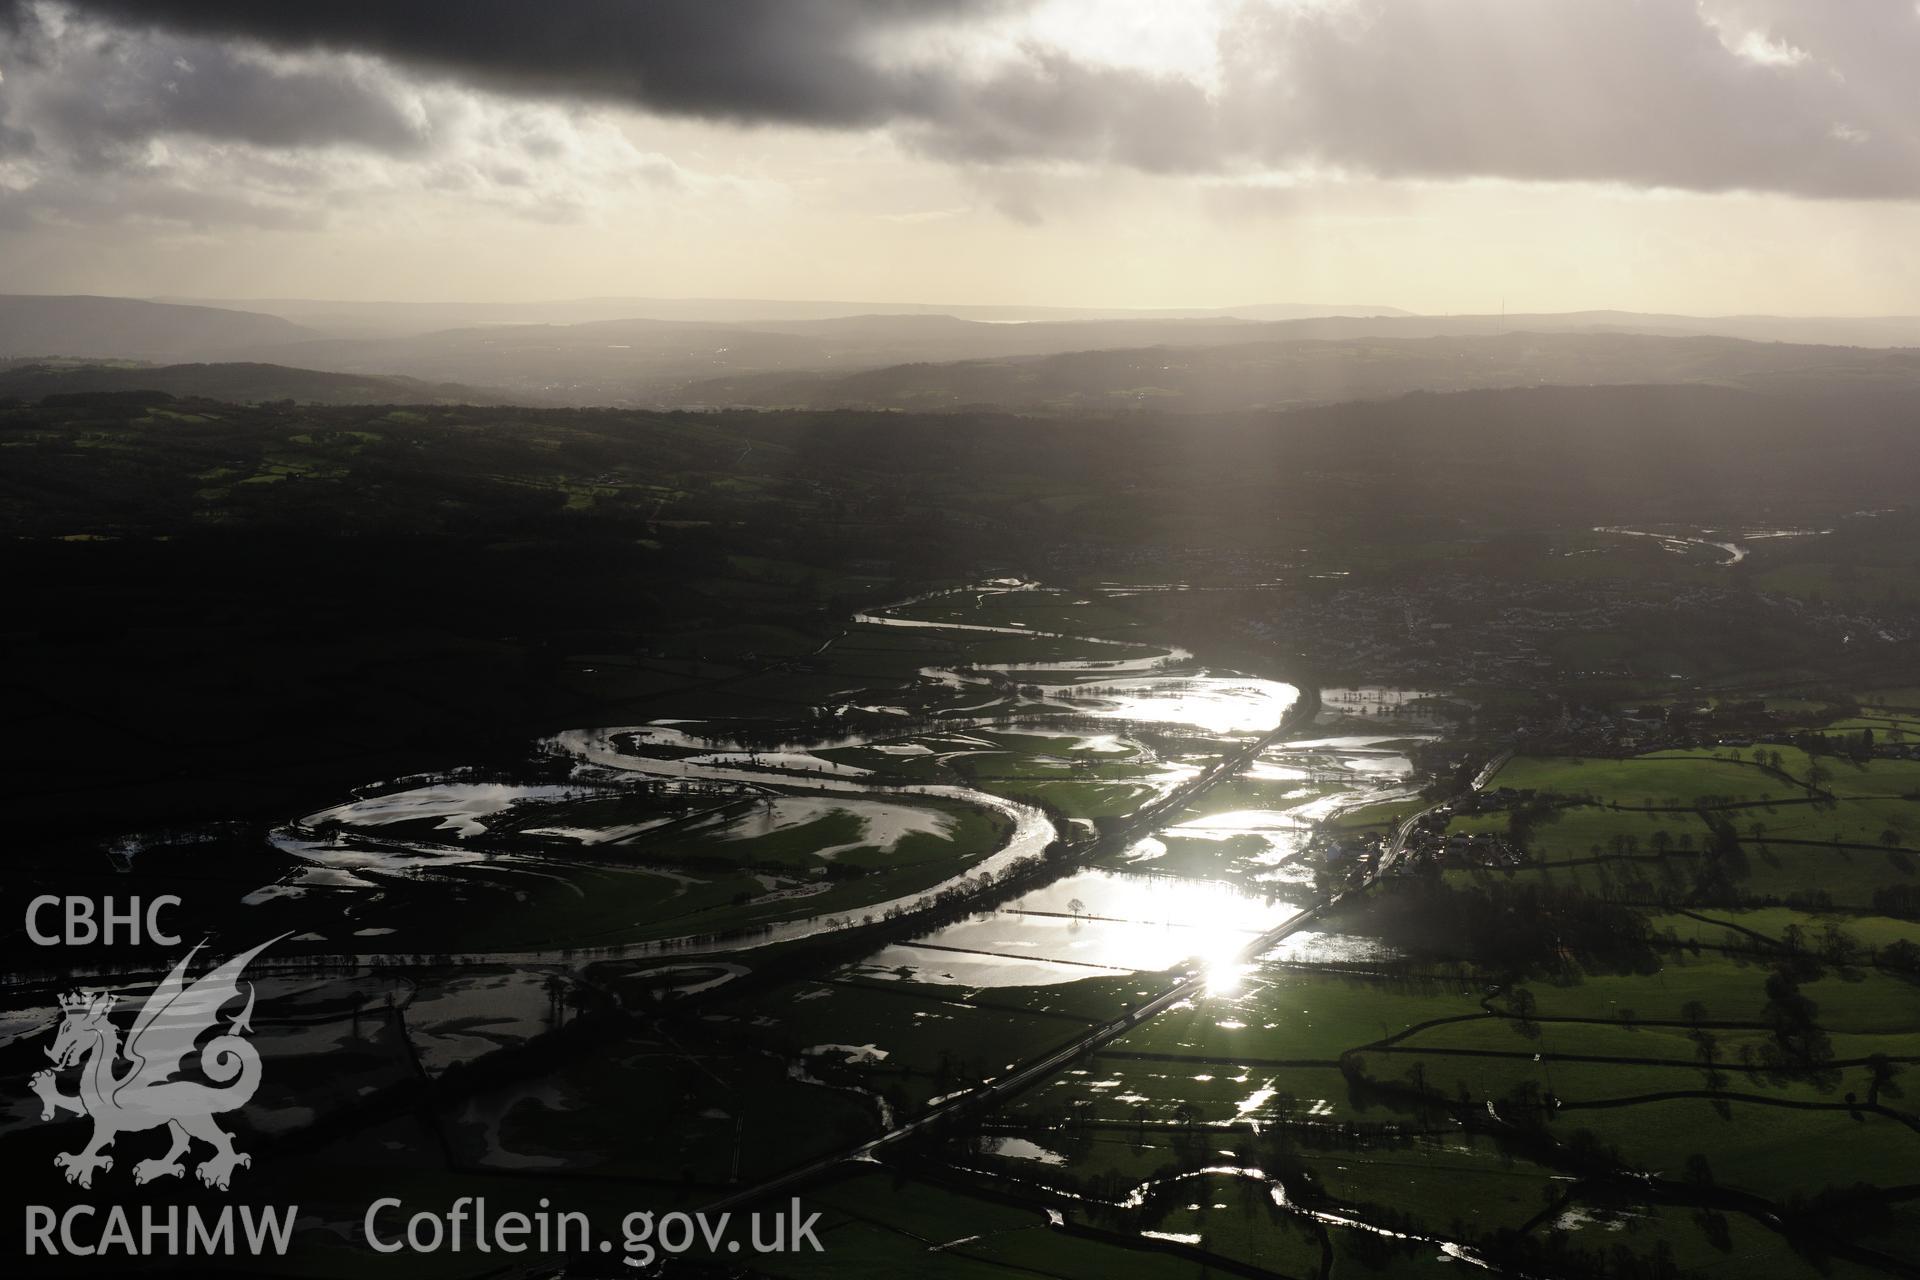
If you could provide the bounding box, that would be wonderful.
[20,290,1920,324]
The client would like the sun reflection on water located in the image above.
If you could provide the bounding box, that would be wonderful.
[1062,675,1300,735]
[1201,957,1251,997]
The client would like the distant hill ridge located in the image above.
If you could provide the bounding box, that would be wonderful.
[157,294,1416,335]
[10,293,1920,409]
[675,329,1920,414]
[0,295,317,361]
[0,360,497,405]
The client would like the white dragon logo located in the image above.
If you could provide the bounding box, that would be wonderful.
[30,934,285,1191]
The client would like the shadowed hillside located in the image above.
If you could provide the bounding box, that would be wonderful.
[0,360,501,406]
[0,295,317,361]
[681,331,1920,414]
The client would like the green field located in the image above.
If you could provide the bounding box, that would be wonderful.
[1491,754,1811,807]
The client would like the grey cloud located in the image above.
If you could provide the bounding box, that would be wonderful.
[0,115,34,156]
[908,54,1219,175]
[0,168,330,231]
[39,44,428,158]
[0,3,430,160]
[915,1,1920,200]
[1219,0,1920,200]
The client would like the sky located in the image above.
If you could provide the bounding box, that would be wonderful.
[2,0,1919,314]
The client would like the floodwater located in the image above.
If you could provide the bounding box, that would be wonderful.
[1597,524,1749,565]
[1053,674,1299,736]
[262,582,1301,959]
[853,944,1133,988]
[254,580,1436,979]
[301,783,585,839]
[980,1136,1068,1165]
[1162,808,1306,862]
[1595,524,1830,567]
[684,797,958,861]
[875,868,1312,987]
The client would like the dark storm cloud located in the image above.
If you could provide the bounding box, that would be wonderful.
[34,0,997,128]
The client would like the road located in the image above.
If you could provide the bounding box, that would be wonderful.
[1383,801,1434,872]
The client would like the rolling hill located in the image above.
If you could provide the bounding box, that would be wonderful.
[677,330,1920,414]
[0,360,500,405]
[158,294,1414,337]
[0,295,318,361]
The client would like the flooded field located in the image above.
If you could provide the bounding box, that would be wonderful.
[225,582,1345,961]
